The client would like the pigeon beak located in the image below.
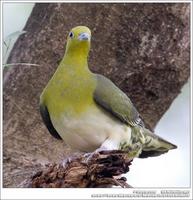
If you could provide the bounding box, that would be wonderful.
[78,32,90,41]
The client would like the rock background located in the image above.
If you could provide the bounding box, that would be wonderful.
[3,3,190,187]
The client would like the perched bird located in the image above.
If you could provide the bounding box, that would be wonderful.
[40,26,177,159]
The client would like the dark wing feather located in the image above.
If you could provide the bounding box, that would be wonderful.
[139,150,169,158]
[40,104,62,140]
[94,74,144,127]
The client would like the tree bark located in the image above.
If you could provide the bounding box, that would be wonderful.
[19,150,133,188]
[3,3,190,187]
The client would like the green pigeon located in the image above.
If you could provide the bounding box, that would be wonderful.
[40,26,177,159]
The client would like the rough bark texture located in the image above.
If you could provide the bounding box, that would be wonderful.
[3,3,190,187]
[19,150,133,188]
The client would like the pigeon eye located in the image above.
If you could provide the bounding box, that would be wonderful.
[69,32,74,38]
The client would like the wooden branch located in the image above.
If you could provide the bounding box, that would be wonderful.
[19,151,133,188]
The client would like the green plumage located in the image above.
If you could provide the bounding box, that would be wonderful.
[94,74,143,127]
[40,26,177,158]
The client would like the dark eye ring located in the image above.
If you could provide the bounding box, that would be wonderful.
[69,32,74,38]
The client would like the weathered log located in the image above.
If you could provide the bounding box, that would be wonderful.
[19,151,132,188]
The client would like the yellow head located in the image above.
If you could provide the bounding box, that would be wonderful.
[65,26,91,57]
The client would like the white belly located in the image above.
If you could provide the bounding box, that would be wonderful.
[51,107,131,152]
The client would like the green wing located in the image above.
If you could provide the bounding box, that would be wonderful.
[94,74,144,127]
[94,74,177,158]
[40,103,62,140]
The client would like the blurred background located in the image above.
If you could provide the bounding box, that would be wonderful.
[3,3,191,187]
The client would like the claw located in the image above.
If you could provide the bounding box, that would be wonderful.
[84,151,100,163]
[62,157,73,167]
[62,154,79,167]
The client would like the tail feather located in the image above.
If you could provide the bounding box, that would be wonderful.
[139,128,177,158]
